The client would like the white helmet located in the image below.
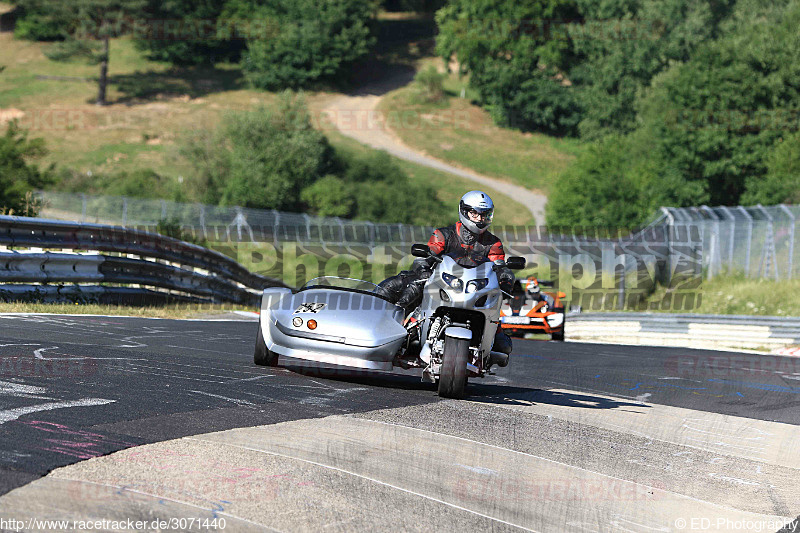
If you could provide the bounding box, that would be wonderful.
[527,278,540,295]
[459,190,494,235]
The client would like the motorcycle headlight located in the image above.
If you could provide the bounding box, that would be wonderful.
[441,272,463,293]
[466,278,489,293]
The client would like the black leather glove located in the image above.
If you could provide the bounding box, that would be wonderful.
[494,263,515,294]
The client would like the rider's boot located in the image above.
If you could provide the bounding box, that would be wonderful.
[488,330,512,368]
[394,318,423,369]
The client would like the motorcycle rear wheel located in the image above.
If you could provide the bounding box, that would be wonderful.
[438,336,470,399]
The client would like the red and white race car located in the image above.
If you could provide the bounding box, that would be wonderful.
[500,277,566,341]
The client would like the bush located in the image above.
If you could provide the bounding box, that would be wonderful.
[342,151,449,225]
[242,0,375,90]
[480,64,581,136]
[300,151,449,225]
[14,13,69,41]
[546,136,650,229]
[156,216,207,247]
[183,92,336,211]
[300,175,355,218]
[413,65,446,103]
[56,167,180,200]
[0,122,52,216]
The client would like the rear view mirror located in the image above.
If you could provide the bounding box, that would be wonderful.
[506,256,526,270]
[411,244,430,258]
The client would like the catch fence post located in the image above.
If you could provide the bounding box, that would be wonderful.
[738,206,753,277]
[720,206,735,272]
[701,205,721,280]
[304,214,311,243]
[779,204,795,279]
[659,207,674,285]
[199,204,206,240]
[272,210,281,248]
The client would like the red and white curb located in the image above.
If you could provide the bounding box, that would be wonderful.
[772,346,800,356]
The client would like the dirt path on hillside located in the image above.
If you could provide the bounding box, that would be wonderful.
[322,70,548,226]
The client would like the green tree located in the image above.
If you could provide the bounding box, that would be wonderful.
[40,0,148,105]
[570,0,735,139]
[13,0,76,41]
[436,0,582,135]
[0,122,53,216]
[553,0,800,229]
[742,133,800,205]
[242,0,376,90]
[631,0,800,206]
[184,93,448,225]
[300,151,449,225]
[133,0,243,65]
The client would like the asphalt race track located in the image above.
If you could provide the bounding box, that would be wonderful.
[0,314,798,532]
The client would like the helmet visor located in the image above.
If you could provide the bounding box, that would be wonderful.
[460,202,494,227]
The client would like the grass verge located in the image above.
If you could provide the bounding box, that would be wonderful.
[640,276,800,317]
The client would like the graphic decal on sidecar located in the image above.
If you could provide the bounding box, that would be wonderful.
[294,303,326,314]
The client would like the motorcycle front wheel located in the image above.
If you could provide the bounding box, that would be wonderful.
[438,336,470,399]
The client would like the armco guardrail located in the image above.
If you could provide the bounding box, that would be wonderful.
[567,313,800,351]
[0,215,287,306]
[0,215,274,290]
[0,284,207,305]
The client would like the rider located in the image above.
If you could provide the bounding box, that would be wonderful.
[378,190,515,356]
[526,277,552,308]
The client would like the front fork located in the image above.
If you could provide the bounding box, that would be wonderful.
[420,317,484,382]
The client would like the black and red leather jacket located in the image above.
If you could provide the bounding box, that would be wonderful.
[427,222,505,266]
[426,222,514,292]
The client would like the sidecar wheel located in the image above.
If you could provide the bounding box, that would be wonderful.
[438,336,470,399]
[254,325,278,367]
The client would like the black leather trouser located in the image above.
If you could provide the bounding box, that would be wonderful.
[376,270,427,313]
[493,328,512,355]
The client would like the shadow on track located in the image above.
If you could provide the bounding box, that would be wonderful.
[468,385,650,411]
[281,362,434,392]
[281,362,648,411]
